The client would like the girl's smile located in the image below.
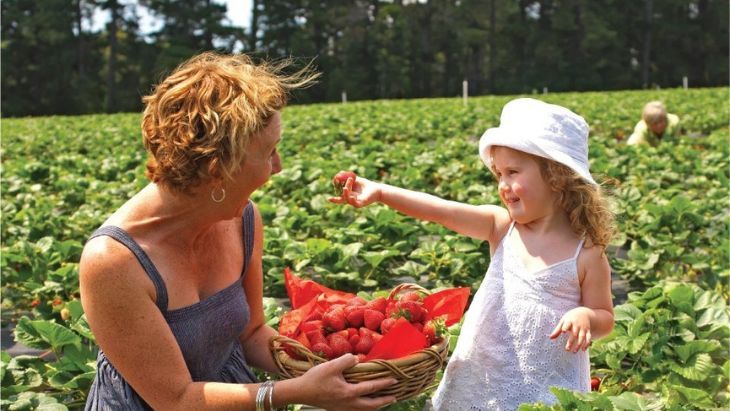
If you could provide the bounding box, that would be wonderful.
[491,146,557,224]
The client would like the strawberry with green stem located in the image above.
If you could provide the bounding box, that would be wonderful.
[332,170,356,196]
[423,318,447,345]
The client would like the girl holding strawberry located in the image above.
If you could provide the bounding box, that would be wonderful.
[331,98,616,410]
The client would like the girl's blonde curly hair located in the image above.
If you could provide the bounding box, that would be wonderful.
[535,157,617,249]
[141,52,319,193]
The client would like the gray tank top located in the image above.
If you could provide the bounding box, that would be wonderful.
[84,203,257,410]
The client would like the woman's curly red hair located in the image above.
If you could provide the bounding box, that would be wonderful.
[141,52,318,193]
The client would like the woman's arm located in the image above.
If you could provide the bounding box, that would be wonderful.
[81,232,396,410]
[80,237,261,410]
[330,176,511,245]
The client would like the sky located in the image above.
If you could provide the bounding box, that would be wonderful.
[90,0,252,33]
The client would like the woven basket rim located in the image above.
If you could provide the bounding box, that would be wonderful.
[271,334,448,373]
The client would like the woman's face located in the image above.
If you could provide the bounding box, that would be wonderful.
[229,111,283,198]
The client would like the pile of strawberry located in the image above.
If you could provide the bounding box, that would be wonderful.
[295,292,446,361]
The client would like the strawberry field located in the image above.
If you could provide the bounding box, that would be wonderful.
[2,87,728,410]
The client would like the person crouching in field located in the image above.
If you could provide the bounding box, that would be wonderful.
[330,98,616,410]
[627,101,681,146]
[79,52,397,410]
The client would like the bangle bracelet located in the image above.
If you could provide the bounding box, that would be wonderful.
[267,381,275,411]
[255,384,264,411]
[256,381,270,411]
[256,380,274,411]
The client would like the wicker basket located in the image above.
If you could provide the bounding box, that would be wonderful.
[269,283,449,401]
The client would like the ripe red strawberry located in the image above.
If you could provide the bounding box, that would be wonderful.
[328,333,353,358]
[306,330,327,346]
[344,306,365,328]
[395,300,424,322]
[347,327,359,339]
[355,334,374,354]
[305,310,323,322]
[323,307,347,331]
[423,318,447,345]
[412,322,424,333]
[385,300,398,318]
[363,309,385,331]
[590,376,601,391]
[332,171,357,196]
[311,342,333,359]
[347,296,367,306]
[356,354,367,362]
[366,297,388,313]
[380,317,397,335]
[300,320,324,335]
[349,333,360,347]
[400,291,422,302]
[332,329,349,340]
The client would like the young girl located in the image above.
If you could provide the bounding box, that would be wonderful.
[330,98,615,410]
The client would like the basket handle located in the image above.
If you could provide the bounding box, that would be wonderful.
[387,283,431,300]
[270,335,328,377]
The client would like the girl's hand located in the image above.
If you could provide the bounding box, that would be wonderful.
[549,307,593,352]
[297,354,397,410]
[328,176,381,208]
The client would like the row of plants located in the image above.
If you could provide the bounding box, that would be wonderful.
[2,87,728,409]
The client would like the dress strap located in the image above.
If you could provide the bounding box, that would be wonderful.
[89,226,169,312]
[506,221,517,237]
[240,202,255,279]
[573,237,586,259]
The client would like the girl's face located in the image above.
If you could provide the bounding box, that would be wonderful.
[491,146,557,223]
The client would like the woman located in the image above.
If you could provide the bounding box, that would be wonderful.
[80,52,397,410]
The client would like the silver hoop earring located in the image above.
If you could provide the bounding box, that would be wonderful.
[211,187,226,203]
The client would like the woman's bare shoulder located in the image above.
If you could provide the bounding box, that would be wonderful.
[79,235,156,299]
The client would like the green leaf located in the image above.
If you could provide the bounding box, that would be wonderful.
[628,333,651,355]
[697,307,729,328]
[673,340,722,363]
[340,242,363,259]
[614,304,643,322]
[608,392,648,411]
[304,238,332,256]
[693,290,726,311]
[671,384,716,408]
[65,300,85,322]
[69,315,95,342]
[669,353,714,381]
[35,237,54,253]
[14,318,48,349]
[627,315,646,338]
[15,318,80,349]
[667,285,694,307]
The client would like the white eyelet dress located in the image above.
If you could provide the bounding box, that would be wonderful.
[432,222,590,411]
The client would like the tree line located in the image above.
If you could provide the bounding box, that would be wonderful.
[2,0,728,117]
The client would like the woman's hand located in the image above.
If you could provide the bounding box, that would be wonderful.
[549,307,593,352]
[328,176,381,208]
[296,354,397,410]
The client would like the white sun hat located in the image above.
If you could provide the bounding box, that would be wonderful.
[478,98,597,185]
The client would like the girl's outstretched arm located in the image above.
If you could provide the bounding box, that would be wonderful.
[329,176,510,243]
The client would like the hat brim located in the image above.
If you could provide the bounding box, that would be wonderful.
[479,128,597,185]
